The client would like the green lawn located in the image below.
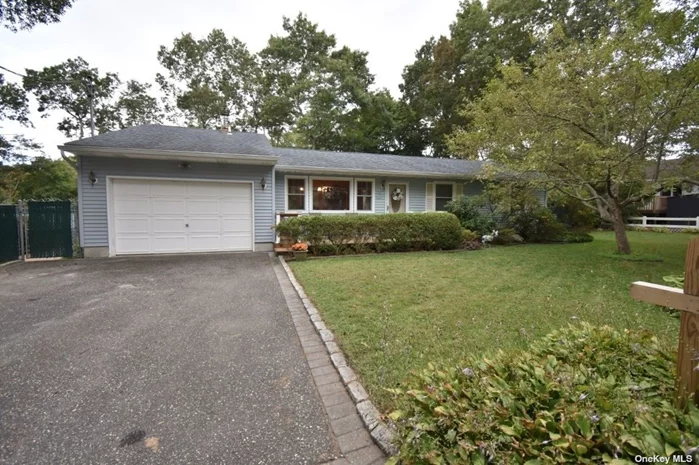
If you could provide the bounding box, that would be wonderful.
[289,231,693,412]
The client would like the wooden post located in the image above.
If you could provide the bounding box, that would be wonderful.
[631,236,699,408]
[676,238,699,407]
[643,215,647,226]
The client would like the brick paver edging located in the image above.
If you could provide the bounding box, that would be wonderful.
[278,257,398,457]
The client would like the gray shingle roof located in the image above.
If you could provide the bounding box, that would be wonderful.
[64,124,276,157]
[63,124,484,176]
[275,147,484,177]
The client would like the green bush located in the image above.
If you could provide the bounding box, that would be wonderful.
[388,324,699,464]
[510,207,566,242]
[492,227,522,245]
[549,196,600,231]
[551,231,594,243]
[275,213,462,255]
[461,229,478,243]
[444,195,496,235]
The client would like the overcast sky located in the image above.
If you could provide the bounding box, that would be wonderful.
[0,0,461,160]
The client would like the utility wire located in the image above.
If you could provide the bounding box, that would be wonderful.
[0,64,26,78]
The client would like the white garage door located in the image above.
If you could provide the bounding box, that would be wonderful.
[110,178,253,255]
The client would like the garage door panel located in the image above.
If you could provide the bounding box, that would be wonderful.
[115,236,151,254]
[113,180,150,196]
[150,182,186,197]
[222,218,251,232]
[188,218,220,233]
[221,199,252,214]
[114,198,150,215]
[112,179,252,255]
[187,199,221,215]
[152,198,186,215]
[153,218,186,233]
[115,217,149,234]
[151,235,188,253]
[188,235,222,252]
[221,235,253,250]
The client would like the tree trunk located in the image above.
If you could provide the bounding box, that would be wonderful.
[610,204,631,254]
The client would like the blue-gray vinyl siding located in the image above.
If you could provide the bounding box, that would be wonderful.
[79,155,274,247]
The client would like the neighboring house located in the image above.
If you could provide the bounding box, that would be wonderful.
[640,159,699,217]
[59,124,544,257]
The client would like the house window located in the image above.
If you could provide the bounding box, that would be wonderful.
[435,184,454,211]
[287,178,306,210]
[312,179,351,211]
[356,180,373,211]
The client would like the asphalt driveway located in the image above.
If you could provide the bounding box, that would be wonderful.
[0,253,339,464]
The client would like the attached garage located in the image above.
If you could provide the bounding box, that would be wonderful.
[108,178,254,255]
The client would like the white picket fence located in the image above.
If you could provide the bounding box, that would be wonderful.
[627,216,699,229]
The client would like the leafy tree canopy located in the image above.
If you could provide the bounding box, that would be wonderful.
[0,156,76,202]
[1,0,74,31]
[449,3,699,254]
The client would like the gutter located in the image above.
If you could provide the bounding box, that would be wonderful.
[276,164,483,179]
[58,145,280,165]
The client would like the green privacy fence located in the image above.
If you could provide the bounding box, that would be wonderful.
[27,201,74,258]
[0,205,20,263]
[0,200,79,261]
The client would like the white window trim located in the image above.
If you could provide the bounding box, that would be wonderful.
[354,178,375,213]
[386,181,410,213]
[309,176,354,213]
[284,175,308,212]
[434,182,456,211]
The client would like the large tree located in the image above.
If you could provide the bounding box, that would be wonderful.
[398,0,650,156]
[0,73,40,162]
[156,29,261,130]
[0,156,76,202]
[24,57,121,140]
[116,80,162,128]
[1,0,74,31]
[449,7,699,254]
[258,13,398,152]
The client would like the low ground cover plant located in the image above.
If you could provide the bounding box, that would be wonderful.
[388,324,699,464]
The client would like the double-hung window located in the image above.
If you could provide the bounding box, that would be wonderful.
[355,180,373,212]
[287,178,306,211]
[435,183,454,211]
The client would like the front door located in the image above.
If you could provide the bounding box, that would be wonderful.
[386,183,407,213]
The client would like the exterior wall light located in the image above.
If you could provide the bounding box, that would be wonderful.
[260,177,267,190]
[88,171,98,186]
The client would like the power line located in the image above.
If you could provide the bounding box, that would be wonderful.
[0,64,26,78]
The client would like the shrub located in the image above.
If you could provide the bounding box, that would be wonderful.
[492,227,522,245]
[510,207,566,242]
[462,240,483,251]
[445,195,496,235]
[549,196,600,231]
[461,229,478,243]
[551,231,594,243]
[388,324,699,464]
[275,213,462,255]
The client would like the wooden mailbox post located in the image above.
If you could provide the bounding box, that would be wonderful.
[631,237,699,408]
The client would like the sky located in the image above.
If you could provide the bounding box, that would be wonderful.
[0,0,461,160]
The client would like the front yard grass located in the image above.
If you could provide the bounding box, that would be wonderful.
[289,231,692,412]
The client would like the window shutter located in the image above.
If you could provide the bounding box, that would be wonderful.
[455,183,464,199]
[425,183,435,211]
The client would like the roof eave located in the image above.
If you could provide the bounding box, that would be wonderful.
[58,145,279,165]
[276,164,482,179]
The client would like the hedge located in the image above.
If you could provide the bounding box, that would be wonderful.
[387,324,699,464]
[275,213,462,255]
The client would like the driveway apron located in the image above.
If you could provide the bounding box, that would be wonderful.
[0,254,339,464]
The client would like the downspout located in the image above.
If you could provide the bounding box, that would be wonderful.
[73,151,85,249]
[272,164,277,245]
